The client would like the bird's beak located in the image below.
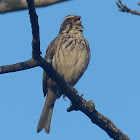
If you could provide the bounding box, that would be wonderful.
[73,16,82,26]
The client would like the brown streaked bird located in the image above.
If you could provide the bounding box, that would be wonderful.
[37,15,90,134]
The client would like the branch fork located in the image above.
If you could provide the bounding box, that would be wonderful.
[116,0,140,16]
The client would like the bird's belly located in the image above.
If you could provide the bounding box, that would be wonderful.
[52,44,90,86]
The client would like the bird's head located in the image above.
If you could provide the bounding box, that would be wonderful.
[59,15,83,34]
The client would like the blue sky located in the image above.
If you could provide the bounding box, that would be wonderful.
[0,0,140,139]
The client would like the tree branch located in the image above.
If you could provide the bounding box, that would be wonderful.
[0,58,39,74]
[27,0,41,59]
[0,0,70,14]
[0,0,130,139]
[116,0,140,16]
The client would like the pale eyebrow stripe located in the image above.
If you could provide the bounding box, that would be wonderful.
[62,15,75,22]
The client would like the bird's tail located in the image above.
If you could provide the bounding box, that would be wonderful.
[37,89,56,134]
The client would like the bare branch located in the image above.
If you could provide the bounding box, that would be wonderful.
[0,58,39,74]
[0,0,71,14]
[26,0,41,59]
[116,0,140,16]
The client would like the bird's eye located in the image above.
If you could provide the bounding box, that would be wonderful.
[66,18,71,22]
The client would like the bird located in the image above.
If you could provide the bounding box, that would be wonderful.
[37,15,90,134]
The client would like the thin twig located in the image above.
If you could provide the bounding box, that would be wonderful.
[0,58,39,74]
[116,0,140,16]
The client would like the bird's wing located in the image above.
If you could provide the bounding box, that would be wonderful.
[43,37,58,97]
